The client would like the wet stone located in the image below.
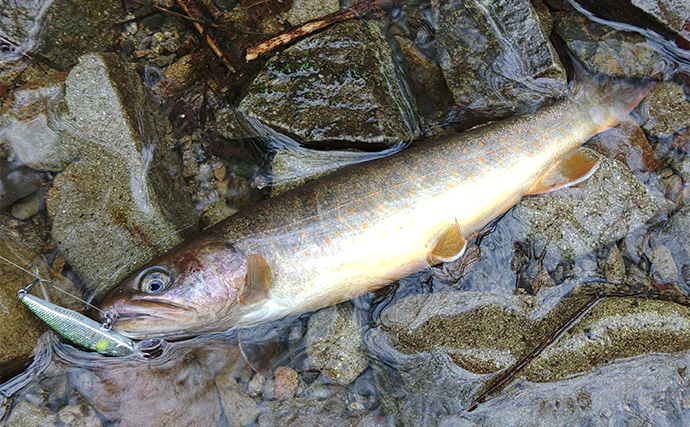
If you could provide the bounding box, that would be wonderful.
[634,81,690,140]
[432,0,567,115]
[286,0,339,26]
[649,244,679,283]
[0,157,42,209]
[576,0,690,35]
[555,11,672,80]
[274,366,299,400]
[651,205,690,293]
[395,36,455,120]
[238,20,419,148]
[55,401,102,427]
[587,118,660,175]
[10,189,45,220]
[3,398,57,426]
[306,303,369,385]
[523,298,690,382]
[0,73,77,171]
[215,373,260,426]
[46,53,196,299]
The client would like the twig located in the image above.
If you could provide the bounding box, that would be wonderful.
[245,0,400,61]
[465,291,605,412]
[176,0,236,73]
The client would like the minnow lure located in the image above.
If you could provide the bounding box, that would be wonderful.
[17,283,145,358]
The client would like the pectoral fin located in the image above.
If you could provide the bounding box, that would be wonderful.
[527,149,600,195]
[427,222,467,265]
[240,254,273,305]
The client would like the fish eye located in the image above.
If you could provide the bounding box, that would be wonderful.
[137,267,172,294]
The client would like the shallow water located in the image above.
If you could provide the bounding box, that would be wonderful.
[1,0,690,425]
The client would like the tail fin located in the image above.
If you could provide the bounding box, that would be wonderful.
[569,59,654,132]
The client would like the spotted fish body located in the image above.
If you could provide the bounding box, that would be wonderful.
[100,71,652,339]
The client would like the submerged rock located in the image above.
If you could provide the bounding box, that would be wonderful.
[46,53,196,299]
[0,157,42,209]
[286,0,339,26]
[238,20,419,148]
[555,10,672,79]
[575,0,690,36]
[369,290,690,424]
[432,0,567,115]
[634,81,690,140]
[306,304,369,385]
[215,372,260,426]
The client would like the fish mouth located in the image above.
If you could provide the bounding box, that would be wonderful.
[101,299,198,329]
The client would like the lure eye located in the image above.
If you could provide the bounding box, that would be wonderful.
[137,267,172,294]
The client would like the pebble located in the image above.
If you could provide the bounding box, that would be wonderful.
[274,366,299,400]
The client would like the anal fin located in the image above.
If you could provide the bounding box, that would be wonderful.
[527,148,600,195]
[427,222,467,265]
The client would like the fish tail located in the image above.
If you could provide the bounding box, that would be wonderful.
[569,58,654,131]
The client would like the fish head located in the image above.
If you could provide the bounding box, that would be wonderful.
[99,236,248,340]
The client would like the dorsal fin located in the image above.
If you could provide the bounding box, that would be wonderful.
[427,222,467,265]
[240,254,273,305]
[527,148,600,195]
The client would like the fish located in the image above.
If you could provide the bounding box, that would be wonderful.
[18,288,145,357]
[100,66,652,340]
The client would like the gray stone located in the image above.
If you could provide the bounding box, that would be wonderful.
[649,244,679,283]
[4,398,57,426]
[56,402,102,427]
[555,11,673,80]
[0,0,51,83]
[247,373,266,398]
[651,205,690,294]
[46,53,196,299]
[0,74,77,171]
[10,189,44,220]
[432,0,567,115]
[215,373,260,426]
[306,304,369,385]
[0,157,41,209]
[576,0,690,35]
[0,226,81,381]
[287,0,340,26]
[237,20,419,147]
[635,81,690,140]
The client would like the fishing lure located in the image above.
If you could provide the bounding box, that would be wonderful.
[17,281,145,358]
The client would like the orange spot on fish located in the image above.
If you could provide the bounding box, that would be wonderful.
[498,157,503,162]
[362,224,368,230]
[440,158,446,163]
[377,204,383,211]
[438,170,444,174]
[350,225,355,230]
[468,160,473,165]
[325,238,332,245]
[529,129,535,134]
[479,157,485,162]
[423,175,428,180]
[337,215,343,222]
[468,174,474,178]
[457,160,462,165]
[490,149,494,154]
[397,183,402,188]
[410,190,415,195]
[543,136,548,141]
[405,204,410,209]
[559,127,564,132]
[337,231,341,236]
[515,146,520,151]
[390,194,396,199]
[479,141,485,147]
[446,183,455,188]
[500,137,505,142]
[393,207,398,213]
[453,170,459,175]
[293,247,298,253]
[359,197,364,202]
[535,142,540,147]
[303,250,308,255]
[567,120,572,125]
[529,152,534,156]
[522,138,527,143]
[463,148,469,153]
[301,231,307,238]
[503,148,509,153]
[323,222,328,227]
[349,209,355,214]
[364,211,371,216]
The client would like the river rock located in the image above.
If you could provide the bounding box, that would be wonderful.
[555,10,672,80]
[0,0,51,83]
[587,118,660,175]
[575,0,690,36]
[460,149,657,296]
[306,303,369,385]
[237,20,419,148]
[286,0,339,26]
[45,53,196,299]
[3,398,57,426]
[215,373,260,426]
[634,81,690,140]
[431,0,567,115]
[10,189,45,220]
[651,205,690,292]
[0,157,42,209]
[0,73,75,171]
[0,226,81,381]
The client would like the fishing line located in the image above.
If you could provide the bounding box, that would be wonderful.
[0,254,116,329]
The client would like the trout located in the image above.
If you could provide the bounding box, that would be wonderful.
[100,69,651,339]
